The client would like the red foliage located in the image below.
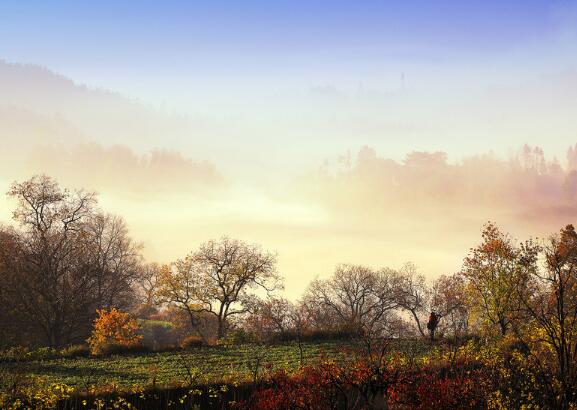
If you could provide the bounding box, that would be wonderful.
[390,371,487,409]
[242,355,489,410]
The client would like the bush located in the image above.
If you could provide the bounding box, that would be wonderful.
[226,329,259,346]
[27,347,58,360]
[272,327,360,343]
[60,344,90,358]
[138,319,179,351]
[180,335,205,349]
[0,346,60,362]
[95,342,149,356]
[0,346,29,362]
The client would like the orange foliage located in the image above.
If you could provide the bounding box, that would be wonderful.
[87,308,142,355]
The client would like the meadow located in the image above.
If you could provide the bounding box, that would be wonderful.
[1,341,355,389]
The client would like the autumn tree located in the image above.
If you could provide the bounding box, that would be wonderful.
[87,308,142,355]
[157,237,280,339]
[462,222,538,336]
[3,175,98,347]
[516,225,577,408]
[195,237,280,338]
[156,257,207,334]
[299,290,341,333]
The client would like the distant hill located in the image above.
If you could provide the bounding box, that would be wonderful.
[0,60,222,193]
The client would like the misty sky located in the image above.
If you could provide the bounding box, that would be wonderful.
[1,1,577,297]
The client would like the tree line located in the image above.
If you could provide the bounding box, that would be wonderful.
[0,175,576,405]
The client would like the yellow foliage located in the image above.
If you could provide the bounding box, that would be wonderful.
[87,308,142,355]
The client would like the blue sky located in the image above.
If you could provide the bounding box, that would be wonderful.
[1,0,576,165]
[1,1,572,79]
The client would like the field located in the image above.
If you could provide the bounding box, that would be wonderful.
[1,341,359,389]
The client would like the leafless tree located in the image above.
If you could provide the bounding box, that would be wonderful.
[430,273,469,338]
[245,297,293,340]
[133,262,161,317]
[0,175,142,347]
[394,263,430,338]
[306,264,400,336]
[193,238,281,339]
[83,213,142,309]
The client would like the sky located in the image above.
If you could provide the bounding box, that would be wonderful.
[1,0,577,298]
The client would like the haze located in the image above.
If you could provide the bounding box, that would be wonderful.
[1,0,577,298]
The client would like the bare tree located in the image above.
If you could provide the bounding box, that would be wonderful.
[1,175,142,347]
[245,297,293,340]
[133,262,161,317]
[306,264,399,335]
[289,301,311,366]
[193,237,281,339]
[4,175,97,347]
[394,263,430,338]
[430,273,469,338]
[83,213,142,310]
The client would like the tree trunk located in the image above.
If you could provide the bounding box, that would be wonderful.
[217,318,225,339]
[499,319,507,336]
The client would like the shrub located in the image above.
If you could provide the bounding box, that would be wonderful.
[272,327,360,343]
[87,308,143,355]
[95,342,149,356]
[181,335,205,349]
[138,319,179,351]
[60,344,90,358]
[0,346,29,362]
[0,346,61,362]
[27,347,58,360]
[219,329,258,346]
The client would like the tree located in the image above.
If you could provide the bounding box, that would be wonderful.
[516,225,577,408]
[83,213,142,310]
[245,297,293,340]
[4,175,97,347]
[0,226,24,347]
[395,266,469,341]
[87,308,142,355]
[156,257,207,335]
[133,262,161,318]
[306,264,399,335]
[289,301,312,366]
[394,263,430,338]
[157,237,280,339]
[430,273,469,338]
[194,237,280,338]
[461,222,538,336]
[0,175,142,347]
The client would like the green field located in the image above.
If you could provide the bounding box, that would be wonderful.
[2,341,356,389]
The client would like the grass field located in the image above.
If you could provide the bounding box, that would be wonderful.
[2,341,358,389]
